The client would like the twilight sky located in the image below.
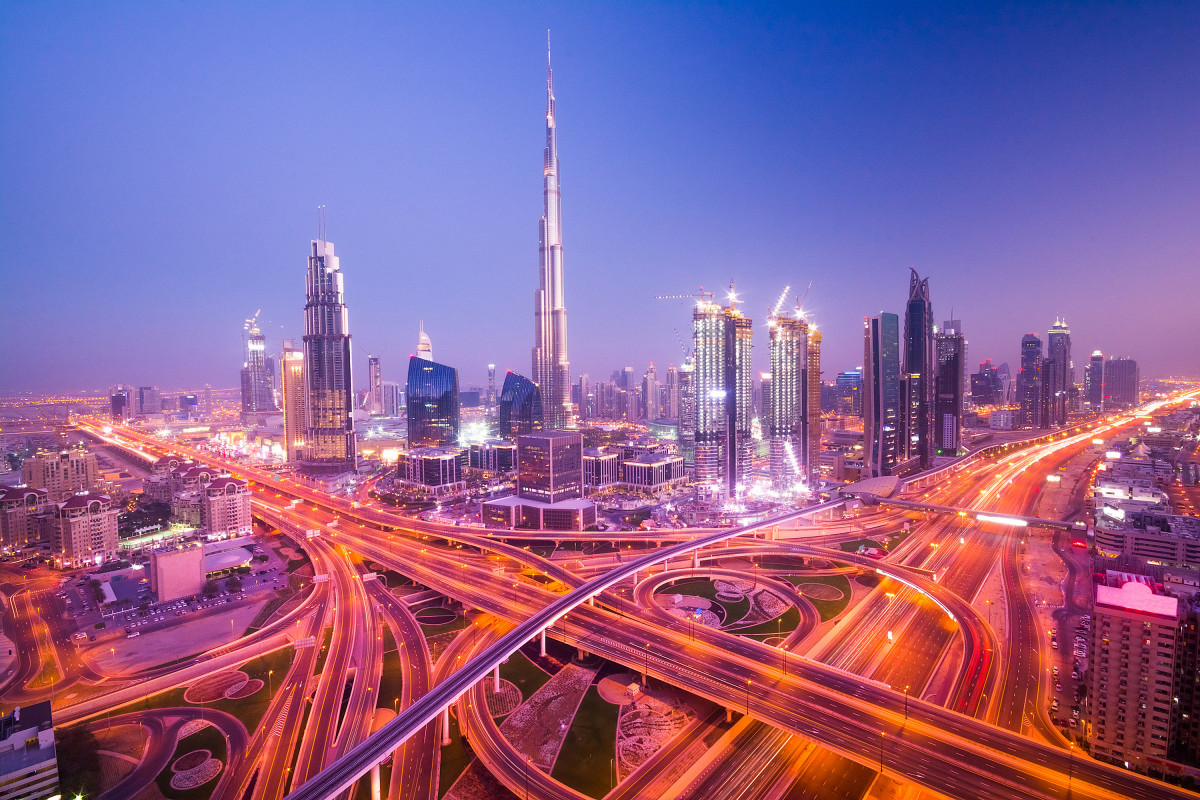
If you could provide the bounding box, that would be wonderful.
[2,2,1197,393]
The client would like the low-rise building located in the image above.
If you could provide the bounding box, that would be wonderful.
[149,543,206,602]
[482,495,597,531]
[0,487,48,550]
[200,477,252,540]
[583,448,619,491]
[20,447,99,501]
[0,701,58,800]
[467,441,516,474]
[401,447,466,495]
[52,492,119,568]
[620,452,688,494]
[1094,510,1200,567]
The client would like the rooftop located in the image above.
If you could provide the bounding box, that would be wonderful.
[1095,579,1179,619]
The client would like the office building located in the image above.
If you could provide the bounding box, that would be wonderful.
[302,237,356,471]
[665,364,680,421]
[381,381,402,417]
[583,448,620,490]
[486,364,498,415]
[241,321,276,416]
[407,356,460,447]
[621,452,687,494]
[366,354,383,415]
[516,430,583,504]
[137,385,162,415]
[21,447,100,502]
[971,360,1001,406]
[934,328,964,455]
[1016,333,1043,428]
[468,440,517,474]
[835,370,863,416]
[0,487,48,549]
[110,387,131,423]
[943,318,968,408]
[576,373,591,421]
[531,49,573,430]
[1046,318,1072,426]
[1085,350,1105,410]
[0,701,58,800]
[402,448,466,494]
[498,371,544,438]
[281,342,306,463]
[149,543,206,602]
[864,313,902,477]
[1105,357,1140,407]
[52,492,119,568]
[643,364,660,421]
[903,269,935,467]
[689,290,753,499]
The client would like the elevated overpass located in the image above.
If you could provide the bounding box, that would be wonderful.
[844,492,1089,532]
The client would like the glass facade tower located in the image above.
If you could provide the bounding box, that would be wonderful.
[498,371,544,438]
[406,356,460,447]
[302,239,356,470]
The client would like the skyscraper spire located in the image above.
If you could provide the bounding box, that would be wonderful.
[533,40,572,428]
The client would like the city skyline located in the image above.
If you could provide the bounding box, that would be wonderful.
[2,3,1198,393]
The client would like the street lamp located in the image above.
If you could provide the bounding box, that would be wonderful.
[268,669,273,696]
[879,730,885,774]
[745,679,751,716]
[903,685,909,721]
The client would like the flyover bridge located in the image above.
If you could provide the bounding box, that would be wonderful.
[845,493,1089,533]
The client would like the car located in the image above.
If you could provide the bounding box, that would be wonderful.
[1051,700,1059,711]
[1072,671,1080,680]
[1072,707,1080,718]
[71,632,87,640]
[127,631,140,638]
[1052,666,1059,675]
[1069,718,1077,728]
[1055,683,1063,692]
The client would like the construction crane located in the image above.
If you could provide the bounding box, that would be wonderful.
[244,309,262,335]
[654,287,715,304]
[766,284,791,324]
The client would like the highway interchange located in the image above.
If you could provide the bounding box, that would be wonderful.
[2,395,1197,800]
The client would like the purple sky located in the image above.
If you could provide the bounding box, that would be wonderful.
[2,2,1197,393]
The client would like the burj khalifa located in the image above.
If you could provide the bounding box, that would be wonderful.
[532,45,572,429]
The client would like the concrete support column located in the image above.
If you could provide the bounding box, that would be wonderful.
[588,596,594,607]
[442,707,451,745]
[494,665,500,692]
[578,647,586,660]
[726,707,733,723]
[693,550,700,569]
[540,629,547,657]
[371,763,381,800]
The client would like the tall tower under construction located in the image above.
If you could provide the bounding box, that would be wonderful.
[532,45,573,429]
[691,288,753,501]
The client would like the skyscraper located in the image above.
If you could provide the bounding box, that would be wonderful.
[864,313,902,477]
[1046,318,1072,426]
[690,289,753,499]
[241,322,276,416]
[934,328,964,455]
[1085,350,1105,410]
[406,356,460,447]
[366,355,383,416]
[970,360,1001,406]
[665,364,680,421]
[835,371,863,416]
[281,342,305,463]
[805,327,822,484]
[903,269,934,467]
[767,310,807,488]
[677,358,696,467]
[1103,357,1140,407]
[642,364,659,421]
[417,322,432,361]
[531,47,572,430]
[486,364,497,415]
[1016,333,1043,428]
[302,237,356,471]
[498,371,544,438]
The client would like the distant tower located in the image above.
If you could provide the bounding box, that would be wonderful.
[677,358,696,467]
[643,364,659,421]
[864,313,902,477]
[665,364,680,421]
[690,287,753,500]
[531,43,573,429]
[934,327,964,454]
[203,384,212,417]
[417,322,433,361]
[806,326,822,484]
[302,232,356,471]
[240,318,276,417]
[576,373,591,421]
[367,355,383,415]
[281,341,306,463]
[903,269,934,467]
[1085,350,1105,410]
[486,364,498,414]
[406,355,460,447]
[498,371,544,437]
[1046,318,1072,426]
[1017,333,1043,428]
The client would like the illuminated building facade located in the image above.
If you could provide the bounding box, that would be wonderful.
[768,312,807,488]
[406,356,460,447]
[498,371,544,438]
[200,476,253,539]
[690,293,753,499]
[806,327,822,483]
[302,238,356,471]
[835,370,863,416]
[934,326,964,455]
[643,363,659,421]
[281,342,305,463]
[864,313,901,477]
[0,487,47,549]
[0,701,58,800]
[53,492,119,567]
[1085,350,1105,410]
[516,430,583,504]
[241,323,276,415]
[137,385,162,415]
[1017,333,1043,428]
[21,447,100,502]
[971,360,1001,406]
[903,269,935,466]
[531,48,573,429]
[677,358,696,467]
[1046,317,1072,426]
